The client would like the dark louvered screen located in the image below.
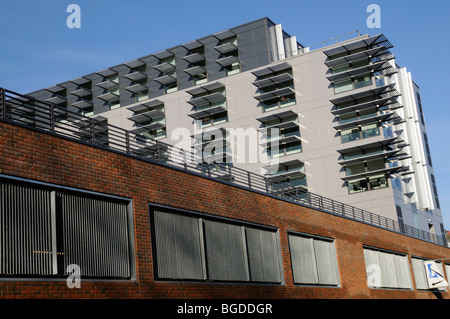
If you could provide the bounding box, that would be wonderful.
[153,210,205,280]
[0,179,132,279]
[245,227,282,283]
[203,220,248,281]
[57,193,131,278]
[0,182,55,275]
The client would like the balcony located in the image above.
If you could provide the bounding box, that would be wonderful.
[325,46,392,68]
[327,60,395,83]
[334,111,395,131]
[254,87,295,103]
[323,34,393,59]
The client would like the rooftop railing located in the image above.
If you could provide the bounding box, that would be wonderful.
[0,87,447,247]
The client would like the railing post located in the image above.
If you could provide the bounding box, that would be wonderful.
[125,131,130,154]
[90,118,96,144]
[0,88,5,119]
[156,141,161,162]
[50,103,55,133]
[183,150,188,170]
[247,171,252,189]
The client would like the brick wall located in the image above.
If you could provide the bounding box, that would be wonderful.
[0,121,449,299]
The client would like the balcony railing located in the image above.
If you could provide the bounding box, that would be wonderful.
[0,87,446,247]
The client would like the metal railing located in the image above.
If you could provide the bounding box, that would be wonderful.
[0,87,447,247]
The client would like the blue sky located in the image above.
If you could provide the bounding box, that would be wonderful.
[1,0,449,229]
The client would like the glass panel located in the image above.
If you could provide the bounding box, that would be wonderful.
[348,178,368,193]
[225,62,240,76]
[354,74,372,89]
[331,64,350,74]
[346,163,365,176]
[280,95,296,108]
[361,123,380,139]
[343,150,363,160]
[334,79,353,94]
[341,128,361,143]
[351,58,370,69]
[366,158,385,171]
[359,107,377,119]
[368,174,388,190]
[339,112,358,124]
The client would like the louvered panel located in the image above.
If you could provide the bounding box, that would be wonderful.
[314,239,340,286]
[0,182,53,275]
[204,220,248,281]
[289,235,318,284]
[412,257,427,289]
[58,193,130,278]
[394,254,412,289]
[245,228,281,283]
[153,210,204,280]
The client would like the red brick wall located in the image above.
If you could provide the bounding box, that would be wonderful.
[0,121,449,299]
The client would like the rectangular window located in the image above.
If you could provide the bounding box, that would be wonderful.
[151,206,283,283]
[0,179,133,279]
[363,247,412,289]
[288,233,340,286]
[334,74,372,94]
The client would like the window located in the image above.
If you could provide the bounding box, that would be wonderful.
[334,74,372,94]
[268,141,302,158]
[430,174,440,209]
[340,122,381,143]
[200,112,228,129]
[262,94,296,112]
[288,233,340,286]
[423,133,433,167]
[348,174,388,194]
[0,179,133,279]
[416,93,425,125]
[363,247,412,289]
[151,206,283,283]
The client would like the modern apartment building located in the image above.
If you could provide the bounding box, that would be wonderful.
[24,17,444,240]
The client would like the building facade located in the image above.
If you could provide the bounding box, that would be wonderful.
[24,18,444,248]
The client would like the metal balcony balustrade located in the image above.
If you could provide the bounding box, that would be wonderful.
[0,87,446,247]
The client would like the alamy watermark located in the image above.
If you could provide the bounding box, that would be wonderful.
[366,4,381,29]
[66,264,81,288]
[66,4,81,29]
